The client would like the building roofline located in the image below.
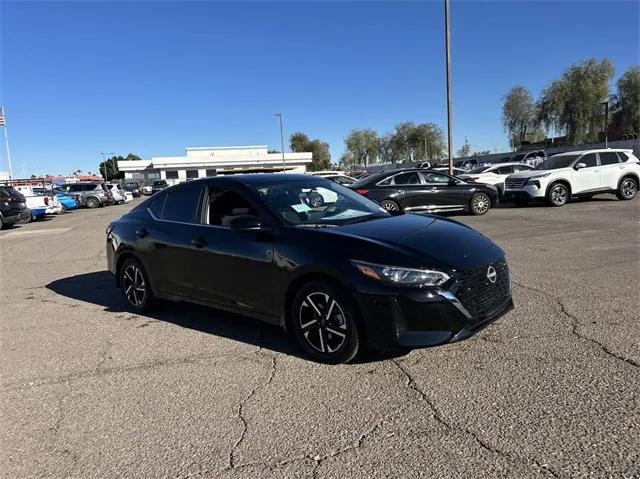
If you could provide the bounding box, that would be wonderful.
[185,145,268,151]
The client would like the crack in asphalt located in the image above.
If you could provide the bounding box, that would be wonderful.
[2,352,262,392]
[513,280,639,368]
[47,381,80,476]
[227,351,278,470]
[391,358,561,478]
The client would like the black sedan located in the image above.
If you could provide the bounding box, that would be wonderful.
[350,168,499,215]
[106,174,513,363]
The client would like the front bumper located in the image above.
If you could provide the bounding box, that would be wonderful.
[354,260,514,350]
[503,183,545,201]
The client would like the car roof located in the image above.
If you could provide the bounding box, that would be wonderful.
[552,148,632,156]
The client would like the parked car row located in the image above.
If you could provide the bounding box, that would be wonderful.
[0,179,141,230]
[343,148,639,215]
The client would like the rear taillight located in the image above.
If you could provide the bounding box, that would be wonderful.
[355,189,369,195]
[44,196,49,205]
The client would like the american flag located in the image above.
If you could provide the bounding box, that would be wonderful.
[0,106,5,126]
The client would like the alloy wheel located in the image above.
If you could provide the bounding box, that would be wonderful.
[122,264,146,307]
[472,193,490,214]
[551,185,568,206]
[622,179,637,199]
[298,292,347,354]
[381,200,399,211]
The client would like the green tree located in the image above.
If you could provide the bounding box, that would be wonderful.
[502,85,538,149]
[537,58,615,145]
[344,129,379,167]
[378,133,398,165]
[612,65,640,134]
[386,122,445,162]
[99,155,126,181]
[289,132,331,171]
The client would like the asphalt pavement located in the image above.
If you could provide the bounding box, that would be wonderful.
[1,196,639,478]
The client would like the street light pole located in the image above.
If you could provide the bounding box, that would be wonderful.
[275,113,286,172]
[444,0,453,175]
[602,101,609,148]
[101,152,115,180]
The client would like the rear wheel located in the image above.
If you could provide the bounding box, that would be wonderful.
[86,196,100,209]
[120,258,155,313]
[380,199,400,212]
[291,281,361,364]
[470,192,491,215]
[547,182,569,207]
[0,216,4,229]
[617,177,637,200]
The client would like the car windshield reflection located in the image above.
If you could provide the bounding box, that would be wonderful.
[250,180,389,226]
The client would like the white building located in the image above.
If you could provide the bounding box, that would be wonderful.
[117,145,313,183]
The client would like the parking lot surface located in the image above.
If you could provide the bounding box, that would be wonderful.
[1,198,639,478]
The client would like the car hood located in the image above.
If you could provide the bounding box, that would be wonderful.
[508,168,570,179]
[334,213,503,271]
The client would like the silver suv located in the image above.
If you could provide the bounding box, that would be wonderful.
[61,182,112,208]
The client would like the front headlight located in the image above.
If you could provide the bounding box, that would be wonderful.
[525,173,550,183]
[352,260,450,287]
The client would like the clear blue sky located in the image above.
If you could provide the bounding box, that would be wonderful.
[1,1,638,176]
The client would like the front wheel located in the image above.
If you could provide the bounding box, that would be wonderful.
[120,258,156,313]
[86,196,100,209]
[470,192,491,215]
[547,182,569,207]
[380,199,401,212]
[291,281,361,364]
[617,177,638,200]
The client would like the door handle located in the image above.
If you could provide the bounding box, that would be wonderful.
[190,237,207,248]
[136,228,149,238]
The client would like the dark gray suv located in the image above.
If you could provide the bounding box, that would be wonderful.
[61,182,112,208]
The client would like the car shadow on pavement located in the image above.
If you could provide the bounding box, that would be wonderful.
[46,271,399,363]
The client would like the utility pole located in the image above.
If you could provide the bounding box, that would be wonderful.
[101,152,115,180]
[1,107,13,179]
[423,137,428,161]
[275,113,286,172]
[602,101,609,148]
[444,0,453,175]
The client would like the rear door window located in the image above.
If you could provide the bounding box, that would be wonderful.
[599,152,621,165]
[392,172,421,185]
[161,186,204,223]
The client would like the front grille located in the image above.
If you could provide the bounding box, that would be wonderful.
[454,259,511,320]
[505,177,528,190]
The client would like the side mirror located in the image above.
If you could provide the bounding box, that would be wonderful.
[227,214,264,233]
[574,162,587,170]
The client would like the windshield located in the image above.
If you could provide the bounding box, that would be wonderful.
[535,154,580,170]
[467,166,491,174]
[510,153,527,162]
[248,179,390,226]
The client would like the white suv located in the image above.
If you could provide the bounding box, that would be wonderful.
[503,149,639,206]
[459,162,535,197]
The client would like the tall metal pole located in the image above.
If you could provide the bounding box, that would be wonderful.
[424,137,428,161]
[275,113,286,172]
[101,151,115,181]
[602,101,609,148]
[1,107,13,179]
[444,0,453,175]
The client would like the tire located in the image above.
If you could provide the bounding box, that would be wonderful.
[380,199,401,212]
[119,258,156,313]
[61,204,68,213]
[86,196,100,209]
[291,281,361,364]
[616,176,638,201]
[0,216,4,230]
[470,192,491,215]
[547,182,569,207]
